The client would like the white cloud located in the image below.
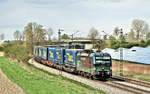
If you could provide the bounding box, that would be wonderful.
[0,0,150,40]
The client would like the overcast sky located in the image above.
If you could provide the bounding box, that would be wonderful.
[0,0,150,40]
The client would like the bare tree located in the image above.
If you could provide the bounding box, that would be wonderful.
[52,36,57,42]
[45,28,53,41]
[24,23,34,54]
[113,27,119,38]
[128,29,135,41]
[0,34,4,40]
[146,32,150,40]
[14,30,21,41]
[131,19,149,40]
[88,27,99,48]
[21,31,25,41]
[33,24,46,45]
[103,35,107,40]
[24,22,46,55]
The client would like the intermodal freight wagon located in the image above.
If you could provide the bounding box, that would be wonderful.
[34,46,112,79]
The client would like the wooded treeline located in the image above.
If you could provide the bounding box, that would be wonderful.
[2,19,150,62]
[88,19,150,49]
[12,19,150,51]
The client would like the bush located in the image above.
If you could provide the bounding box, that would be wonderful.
[122,42,139,48]
[0,46,3,51]
[111,42,120,49]
[110,41,141,49]
[3,43,30,62]
[146,39,150,45]
[108,37,149,49]
[139,40,147,47]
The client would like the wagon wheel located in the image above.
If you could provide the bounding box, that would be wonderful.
[78,71,81,75]
[89,75,93,80]
[81,72,84,77]
[87,73,90,79]
[84,72,89,78]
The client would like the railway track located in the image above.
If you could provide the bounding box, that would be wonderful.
[29,59,150,94]
[112,76,150,88]
[77,75,150,94]
[105,78,150,94]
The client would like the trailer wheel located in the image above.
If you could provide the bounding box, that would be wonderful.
[89,75,94,80]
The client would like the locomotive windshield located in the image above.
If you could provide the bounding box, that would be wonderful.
[95,53,111,64]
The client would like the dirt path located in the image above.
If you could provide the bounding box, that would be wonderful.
[0,52,4,57]
[0,69,25,94]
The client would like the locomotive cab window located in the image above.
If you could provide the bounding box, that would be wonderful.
[94,53,111,65]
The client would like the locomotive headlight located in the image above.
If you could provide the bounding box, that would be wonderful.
[107,71,110,75]
[110,67,112,70]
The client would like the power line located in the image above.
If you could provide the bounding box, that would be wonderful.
[70,30,79,43]
[119,28,123,76]
[58,28,64,76]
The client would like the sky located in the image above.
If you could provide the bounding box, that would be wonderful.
[0,0,150,40]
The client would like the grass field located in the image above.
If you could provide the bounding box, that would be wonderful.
[0,57,106,94]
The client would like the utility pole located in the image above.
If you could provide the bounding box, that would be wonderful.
[102,31,110,40]
[119,28,123,76]
[71,34,73,43]
[58,29,64,46]
[70,30,79,48]
[58,29,64,76]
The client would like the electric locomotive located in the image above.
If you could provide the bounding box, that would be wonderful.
[76,50,112,79]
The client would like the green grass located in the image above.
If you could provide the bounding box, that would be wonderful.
[0,57,106,94]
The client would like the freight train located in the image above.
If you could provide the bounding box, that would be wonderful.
[34,45,112,79]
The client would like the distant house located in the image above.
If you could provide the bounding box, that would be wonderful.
[56,39,101,49]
